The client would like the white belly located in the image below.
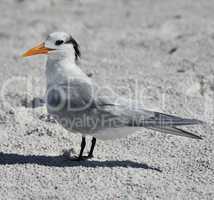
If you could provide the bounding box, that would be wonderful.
[91,127,142,140]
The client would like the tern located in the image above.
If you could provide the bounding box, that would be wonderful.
[22,32,203,161]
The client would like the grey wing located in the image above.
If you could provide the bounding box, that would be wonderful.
[48,80,203,140]
[127,109,203,139]
[128,110,203,127]
[96,97,203,139]
[47,79,95,111]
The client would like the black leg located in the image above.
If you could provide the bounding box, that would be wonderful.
[88,137,96,158]
[78,136,86,159]
[63,136,95,161]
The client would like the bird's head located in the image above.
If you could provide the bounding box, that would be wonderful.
[22,32,80,61]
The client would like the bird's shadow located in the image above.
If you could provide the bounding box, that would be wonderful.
[0,152,162,172]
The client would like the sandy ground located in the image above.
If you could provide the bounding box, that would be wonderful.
[0,0,214,199]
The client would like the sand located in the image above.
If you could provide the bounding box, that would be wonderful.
[0,0,213,199]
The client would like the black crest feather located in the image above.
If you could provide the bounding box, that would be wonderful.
[65,36,81,60]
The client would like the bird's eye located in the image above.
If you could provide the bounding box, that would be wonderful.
[55,40,64,46]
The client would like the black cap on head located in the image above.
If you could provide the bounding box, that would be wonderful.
[65,36,81,61]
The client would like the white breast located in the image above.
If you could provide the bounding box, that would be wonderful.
[46,57,90,87]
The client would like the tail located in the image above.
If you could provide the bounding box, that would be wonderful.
[147,126,202,140]
[128,111,204,139]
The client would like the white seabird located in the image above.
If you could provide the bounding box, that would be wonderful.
[22,32,203,161]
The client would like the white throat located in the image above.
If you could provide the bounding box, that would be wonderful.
[45,52,89,88]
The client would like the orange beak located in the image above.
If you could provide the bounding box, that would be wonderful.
[22,42,54,57]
